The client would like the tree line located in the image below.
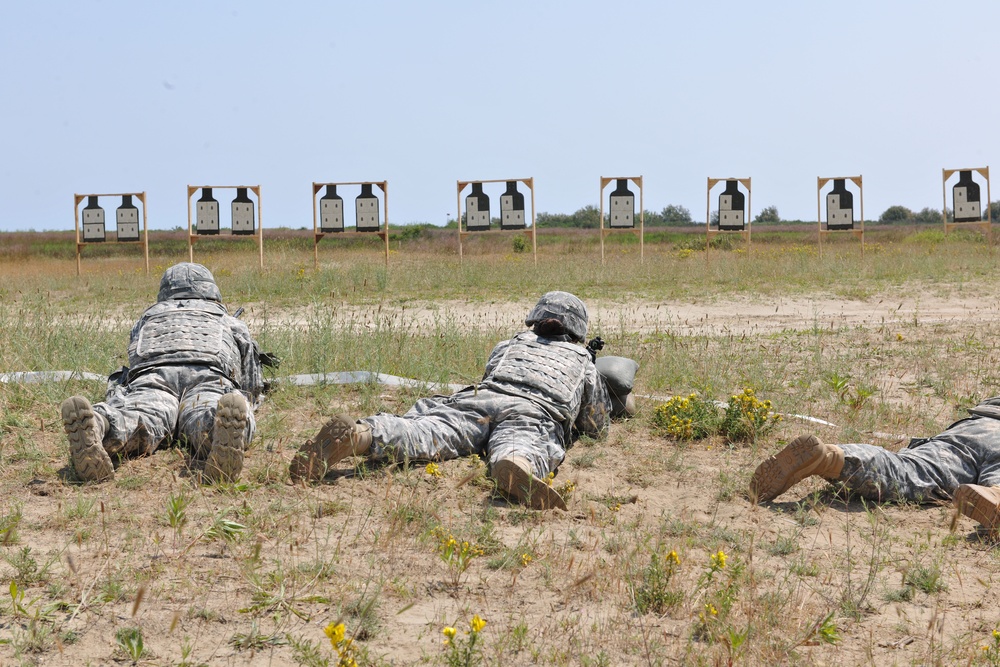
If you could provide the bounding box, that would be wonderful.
[531,201,1000,228]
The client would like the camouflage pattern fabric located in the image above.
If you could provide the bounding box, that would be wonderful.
[362,332,611,479]
[837,413,1000,502]
[525,291,588,342]
[90,263,263,458]
[96,366,255,458]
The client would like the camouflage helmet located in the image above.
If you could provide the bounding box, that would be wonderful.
[156,262,223,302]
[525,291,588,342]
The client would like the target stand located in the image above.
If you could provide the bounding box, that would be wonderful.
[942,167,991,244]
[456,178,536,265]
[73,192,150,275]
[817,175,864,256]
[187,185,263,268]
[706,177,752,253]
[312,181,390,268]
[599,176,644,264]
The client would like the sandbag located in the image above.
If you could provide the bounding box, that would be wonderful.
[596,356,639,418]
[595,356,638,395]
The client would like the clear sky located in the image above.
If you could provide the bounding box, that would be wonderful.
[1,0,996,232]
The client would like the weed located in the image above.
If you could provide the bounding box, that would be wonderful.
[442,614,487,667]
[632,548,683,615]
[114,626,146,661]
[433,527,484,588]
[651,393,719,440]
[719,388,781,444]
[164,491,191,540]
[904,563,947,594]
[767,534,800,557]
[230,621,288,651]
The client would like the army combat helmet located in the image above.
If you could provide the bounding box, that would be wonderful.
[525,291,588,343]
[156,262,223,303]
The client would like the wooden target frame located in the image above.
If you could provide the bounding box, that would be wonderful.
[311,181,390,269]
[456,177,537,265]
[599,175,644,264]
[73,191,150,275]
[942,167,991,244]
[817,175,865,256]
[186,185,263,268]
[706,177,752,252]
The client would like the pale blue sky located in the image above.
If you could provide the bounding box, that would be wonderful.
[1,1,996,232]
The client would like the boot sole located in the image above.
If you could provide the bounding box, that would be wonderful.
[203,394,248,484]
[289,415,356,482]
[955,484,1000,532]
[61,396,114,483]
[750,434,826,503]
[492,459,567,511]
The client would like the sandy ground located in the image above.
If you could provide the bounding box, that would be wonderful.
[241,290,1000,337]
[4,287,1000,665]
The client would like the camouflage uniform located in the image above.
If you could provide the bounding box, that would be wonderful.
[361,292,611,479]
[93,263,264,458]
[837,398,1000,502]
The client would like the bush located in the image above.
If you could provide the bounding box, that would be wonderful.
[879,205,913,224]
[719,388,781,444]
[651,393,719,440]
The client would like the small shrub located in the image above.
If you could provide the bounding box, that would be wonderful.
[651,393,719,440]
[719,388,781,444]
[632,549,683,615]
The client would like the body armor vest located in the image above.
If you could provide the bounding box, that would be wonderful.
[483,332,589,423]
[128,301,242,383]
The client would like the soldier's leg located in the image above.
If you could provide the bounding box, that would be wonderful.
[63,372,179,481]
[952,418,1000,530]
[290,390,491,482]
[95,371,180,456]
[61,396,114,482]
[836,435,978,502]
[176,374,255,460]
[486,404,568,511]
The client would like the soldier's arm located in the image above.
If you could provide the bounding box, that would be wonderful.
[575,362,611,440]
[230,319,264,401]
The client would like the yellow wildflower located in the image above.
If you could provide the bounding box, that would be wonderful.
[442,626,457,644]
[426,462,442,477]
[711,550,727,569]
[324,622,346,647]
[666,550,680,565]
[470,614,487,633]
[521,553,532,566]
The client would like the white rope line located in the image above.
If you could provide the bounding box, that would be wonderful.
[2,372,908,439]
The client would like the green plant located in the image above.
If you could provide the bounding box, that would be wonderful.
[442,614,487,667]
[512,235,527,253]
[322,622,359,667]
[904,562,947,594]
[982,629,1000,666]
[115,626,146,661]
[632,548,683,615]
[433,528,484,588]
[165,491,191,539]
[719,388,780,444]
[651,393,719,440]
[230,621,288,650]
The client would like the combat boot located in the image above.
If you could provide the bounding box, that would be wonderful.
[954,484,1000,532]
[492,457,567,511]
[61,396,115,483]
[749,434,845,503]
[203,393,249,484]
[289,416,372,482]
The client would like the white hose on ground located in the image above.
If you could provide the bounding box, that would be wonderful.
[0,372,907,439]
